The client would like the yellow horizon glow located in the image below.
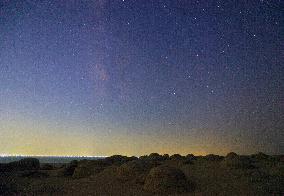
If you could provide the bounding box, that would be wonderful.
[0,118,266,157]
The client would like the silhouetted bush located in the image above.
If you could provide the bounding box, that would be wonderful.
[104,155,137,166]
[204,154,224,161]
[185,154,196,161]
[170,154,184,160]
[226,152,238,159]
[148,153,162,160]
[138,154,165,167]
[222,155,253,169]
[163,154,170,160]
[146,153,168,161]
[251,152,270,160]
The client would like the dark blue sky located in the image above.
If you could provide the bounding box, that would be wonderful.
[0,0,283,156]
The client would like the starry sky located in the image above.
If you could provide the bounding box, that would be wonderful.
[0,0,283,156]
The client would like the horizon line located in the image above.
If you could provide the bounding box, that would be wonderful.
[0,154,108,158]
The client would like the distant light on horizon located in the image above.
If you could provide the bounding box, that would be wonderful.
[0,154,107,158]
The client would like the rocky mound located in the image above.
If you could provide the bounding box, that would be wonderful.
[95,159,157,184]
[143,165,190,194]
[17,158,40,170]
[52,160,78,177]
[1,158,40,171]
[116,159,158,183]
[73,159,108,178]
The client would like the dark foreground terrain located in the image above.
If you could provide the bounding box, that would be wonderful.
[0,152,283,195]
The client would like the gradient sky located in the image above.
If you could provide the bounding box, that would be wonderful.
[0,0,283,156]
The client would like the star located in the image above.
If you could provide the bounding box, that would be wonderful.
[0,0,281,159]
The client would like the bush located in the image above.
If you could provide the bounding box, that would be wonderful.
[251,152,270,160]
[140,153,168,161]
[170,154,185,160]
[226,152,238,159]
[104,155,137,166]
[222,155,253,169]
[185,154,196,161]
[204,154,224,161]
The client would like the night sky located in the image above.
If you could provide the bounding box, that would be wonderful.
[0,0,283,156]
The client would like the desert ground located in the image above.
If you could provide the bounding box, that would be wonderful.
[0,152,283,195]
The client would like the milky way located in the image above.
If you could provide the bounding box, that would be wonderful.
[0,0,283,156]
